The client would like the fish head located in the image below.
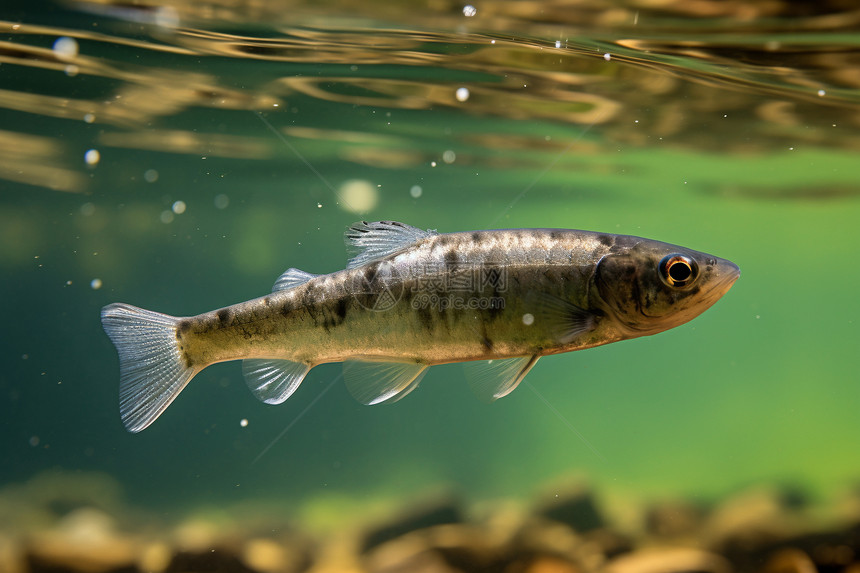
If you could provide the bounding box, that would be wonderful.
[593,237,740,338]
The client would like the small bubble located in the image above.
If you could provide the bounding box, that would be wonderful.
[160,210,174,224]
[65,280,73,286]
[522,313,534,326]
[603,52,611,61]
[338,180,378,213]
[52,36,79,58]
[90,278,102,290]
[64,65,79,77]
[172,200,186,214]
[817,89,826,97]
[80,202,95,216]
[463,5,477,17]
[214,194,229,209]
[317,203,323,208]
[83,113,95,123]
[29,436,40,447]
[430,161,437,167]
[240,418,248,427]
[144,169,159,183]
[442,150,456,164]
[455,87,470,102]
[22,354,28,360]
[410,185,423,198]
[84,149,100,166]
[555,40,561,48]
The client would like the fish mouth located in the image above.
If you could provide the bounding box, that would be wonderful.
[707,260,741,300]
[674,258,740,320]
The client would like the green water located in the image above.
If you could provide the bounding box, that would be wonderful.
[2,0,859,530]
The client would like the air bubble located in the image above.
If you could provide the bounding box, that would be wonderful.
[52,36,78,58]
[84,149,100,166]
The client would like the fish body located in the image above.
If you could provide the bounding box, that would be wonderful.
[102,221,740,432]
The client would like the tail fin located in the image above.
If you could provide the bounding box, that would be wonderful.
[101,303,197,433]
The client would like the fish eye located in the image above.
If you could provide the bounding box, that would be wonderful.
[659,254,698,288]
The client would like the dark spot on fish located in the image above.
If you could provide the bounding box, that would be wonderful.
[328,297,349,327]
[597,234,613,247]
[481,335,494,352]
[444,248,459,267]
[177,320,191,335]
[471,232,483,242]
[362,262,380,287]
[550,230,564,241]
[413,301,435,332]
[216,308,231,325]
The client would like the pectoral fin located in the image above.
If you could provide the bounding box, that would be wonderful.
[243,359,311,404]
[464,355,539,402]
[528,292,596,344]
[343,360,428,405]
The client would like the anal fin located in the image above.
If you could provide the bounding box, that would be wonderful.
[464,355,539,402]
[343,360,428,405]
[243,359,311,404]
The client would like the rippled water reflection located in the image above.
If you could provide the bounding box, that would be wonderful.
[2,0,859,193]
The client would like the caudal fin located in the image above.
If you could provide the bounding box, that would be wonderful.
[101,303,196,433]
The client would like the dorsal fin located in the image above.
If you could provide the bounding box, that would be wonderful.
[273,268,318,292]
[345,221,436,269]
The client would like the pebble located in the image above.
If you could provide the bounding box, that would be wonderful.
[536,483,605,533]
[27,508,138,572]
[604,547,732,573]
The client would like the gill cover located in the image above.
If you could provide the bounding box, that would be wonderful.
[594,245,704,334]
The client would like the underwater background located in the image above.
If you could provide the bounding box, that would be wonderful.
[2,0,859,571]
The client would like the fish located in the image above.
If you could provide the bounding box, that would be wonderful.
[101,220,740,432]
